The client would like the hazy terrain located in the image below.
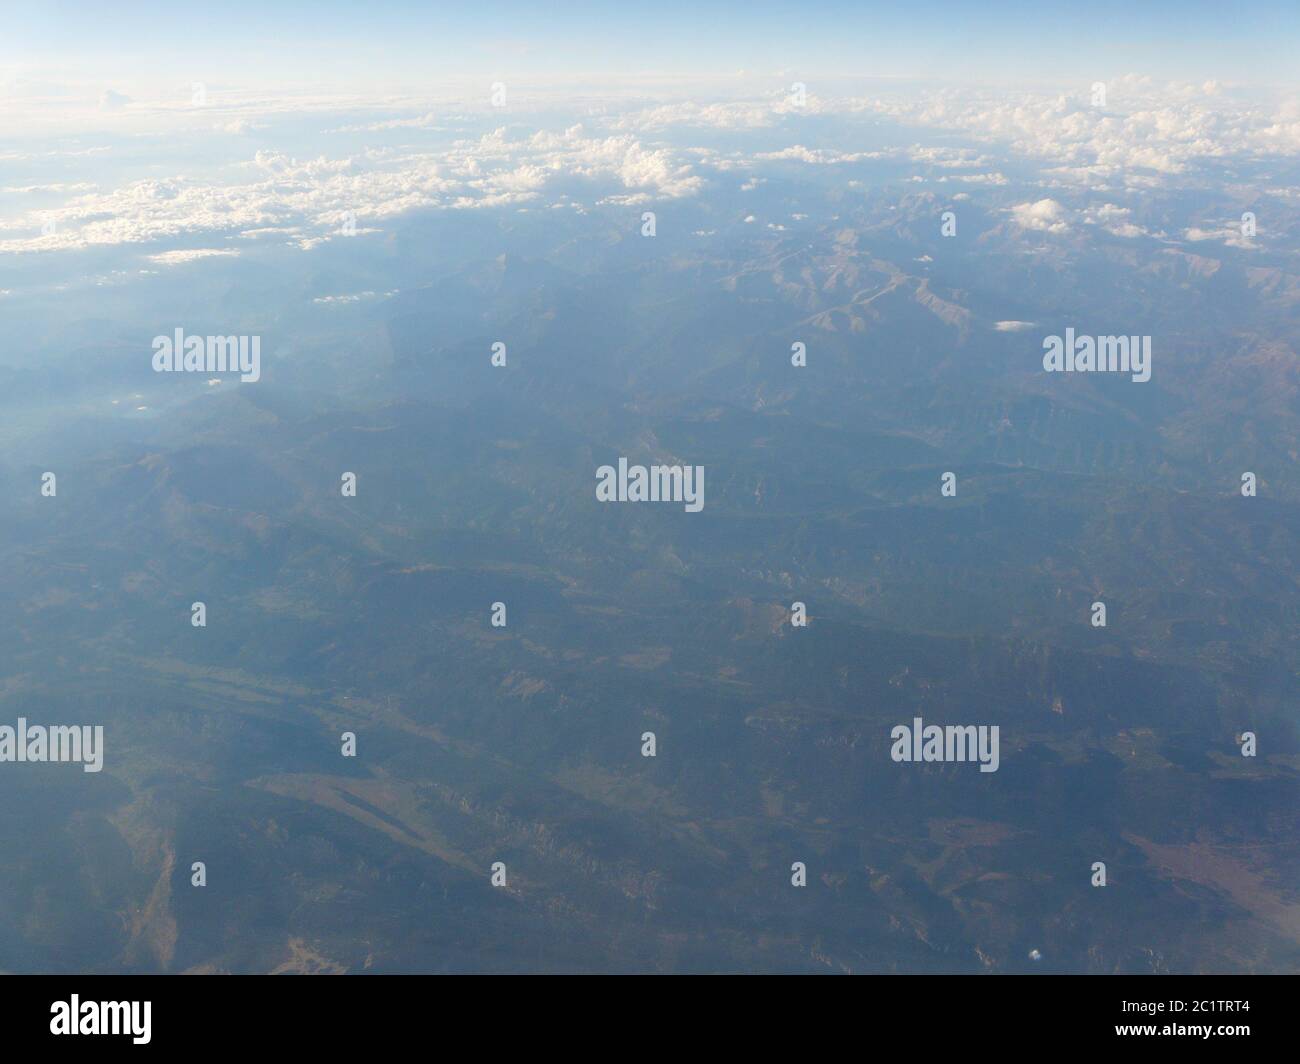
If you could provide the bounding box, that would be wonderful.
[1,67,1297,973]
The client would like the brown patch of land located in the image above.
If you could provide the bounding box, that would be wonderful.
[1125,831,1300,943]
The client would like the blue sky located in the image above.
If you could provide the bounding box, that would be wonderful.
[6,1,1298,88]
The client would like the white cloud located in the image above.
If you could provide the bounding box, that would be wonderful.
[0,125,702,253]
[1076,202,1155,238]
[1184,224,1258,250]
[823,81,1300,184]
[1009,198,1070,233]
[215,119,265,135]
[4,77,1297,263]
[98,89,130,111]
[609,100,779,132]
[312,290,394,304]
[1,182,98,194]
[328,112,446,133]
[146,248,241,265]
[755,145,887,165]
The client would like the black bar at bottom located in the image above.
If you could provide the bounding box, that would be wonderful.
[1,973,1289,1052]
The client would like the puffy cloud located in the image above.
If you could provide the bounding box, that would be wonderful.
[0,126,701,253]
[1009,198,1071,233]
[602,80,1300,200]
[1077,202,1156,238]
[822,81,1300,183]
[5,77,1296,261]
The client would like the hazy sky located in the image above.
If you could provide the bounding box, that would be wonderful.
[5,0,1298,97]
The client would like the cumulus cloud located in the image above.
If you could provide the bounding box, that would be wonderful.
[6,77,1297,262]
[819,79,1300,185]
[604,80,1300,196]
[1076,202,1156,238]
[1009,198,1071,233]
[0,125,702,253]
